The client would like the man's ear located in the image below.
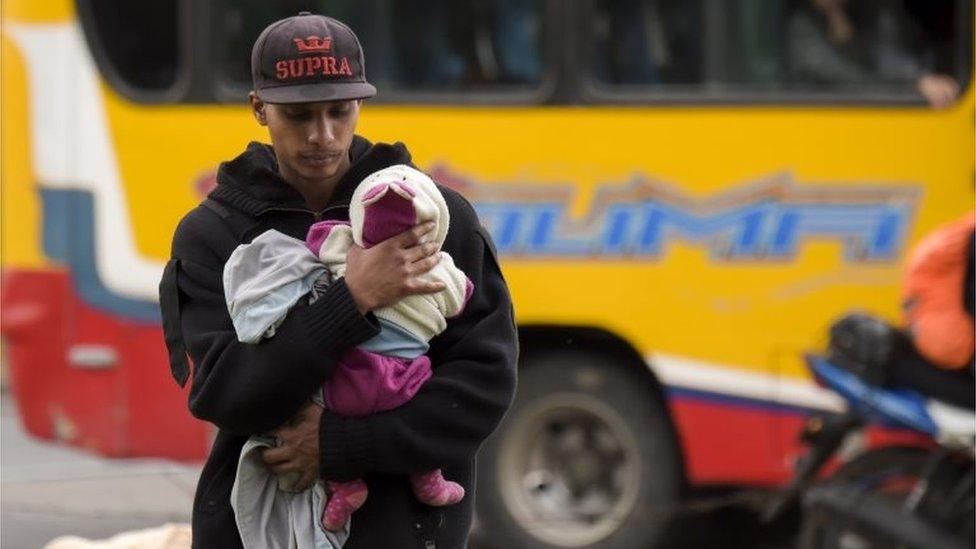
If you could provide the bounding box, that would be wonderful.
[249,92,268,126]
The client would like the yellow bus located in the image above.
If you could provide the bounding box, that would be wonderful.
[2,1,973,547]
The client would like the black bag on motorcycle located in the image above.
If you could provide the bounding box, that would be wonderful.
[827,313,910,385]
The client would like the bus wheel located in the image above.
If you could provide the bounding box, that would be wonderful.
[475,351,683,549]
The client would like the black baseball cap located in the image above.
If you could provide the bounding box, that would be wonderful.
[251,12,377,104]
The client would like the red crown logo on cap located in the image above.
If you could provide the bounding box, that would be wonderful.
[293,36,332,53]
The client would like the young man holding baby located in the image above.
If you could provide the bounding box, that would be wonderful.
[159,12,517,549]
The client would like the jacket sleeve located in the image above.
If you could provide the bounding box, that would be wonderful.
[318,191,519,480]
[161,207,380,435]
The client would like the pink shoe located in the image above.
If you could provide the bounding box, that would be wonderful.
[410,469,465,507]
[322,479,368,531]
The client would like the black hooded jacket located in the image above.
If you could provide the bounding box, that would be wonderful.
[159,136,518,548]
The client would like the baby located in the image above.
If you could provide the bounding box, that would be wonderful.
[224,165,472,537]
[305,164,472,530]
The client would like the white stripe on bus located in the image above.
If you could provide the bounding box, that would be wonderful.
[7,21,164,302]
[649,352,845,412]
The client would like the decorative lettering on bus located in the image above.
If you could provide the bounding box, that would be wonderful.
[430,167,919,262]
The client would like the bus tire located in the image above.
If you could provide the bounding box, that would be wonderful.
[475,351,683,549]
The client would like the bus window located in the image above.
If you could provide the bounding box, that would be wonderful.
[589,0,703,86]
[219,0,548,100]
[79,0,180,92]
[784,0,971,103]
[586,0,973,104]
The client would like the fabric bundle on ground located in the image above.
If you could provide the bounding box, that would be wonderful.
[44,524,192,549]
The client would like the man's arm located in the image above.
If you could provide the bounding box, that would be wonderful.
[162,207,379,435]
[317,190,519,481]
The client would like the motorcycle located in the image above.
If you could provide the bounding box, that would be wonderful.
[764,314,975,549]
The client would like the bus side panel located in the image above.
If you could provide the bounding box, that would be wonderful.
[667,393,794,485]
[1,12,210,461]
[1,223,210,460]
[1,271,69,441]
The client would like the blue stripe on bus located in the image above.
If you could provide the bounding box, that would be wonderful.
[664,385,820,417]
[40,188,161,324]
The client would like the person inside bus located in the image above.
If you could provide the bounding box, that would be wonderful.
[158,12,517,549]
[391,0,467,88]
[392,0,544,88]
[591,0,701,86]
[594,0,661,84]
[787,0,961,108]
[491,0,543,84]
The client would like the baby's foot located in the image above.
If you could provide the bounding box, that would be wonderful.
[411,469,465,507]
[322,479,368,532]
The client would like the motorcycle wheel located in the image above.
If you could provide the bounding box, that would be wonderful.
[799,445,973,549]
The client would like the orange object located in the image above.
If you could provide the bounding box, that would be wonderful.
[901,211,976,369]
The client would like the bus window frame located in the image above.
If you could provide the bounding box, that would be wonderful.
[575,0,974,107]
[953,0,974,92]
[74,0,194,104]
[210,0,562,105]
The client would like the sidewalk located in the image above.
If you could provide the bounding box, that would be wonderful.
[1,396,201,548]
[0,393,798,548]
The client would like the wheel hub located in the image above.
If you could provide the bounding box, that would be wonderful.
[497,393,642,547]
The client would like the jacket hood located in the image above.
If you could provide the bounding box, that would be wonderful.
[209,135,414,217]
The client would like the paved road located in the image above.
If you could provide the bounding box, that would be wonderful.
[1,394,797,548]
[0,397,200,548]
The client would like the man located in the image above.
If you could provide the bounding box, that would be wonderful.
[158,12,518,548]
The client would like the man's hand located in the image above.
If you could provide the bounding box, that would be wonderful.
[262,401,323,492]
[345,221,446,313]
